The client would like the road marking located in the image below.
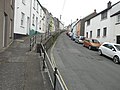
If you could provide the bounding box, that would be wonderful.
[50,40,69,90]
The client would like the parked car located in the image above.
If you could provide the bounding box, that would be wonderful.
[71,34,78,41]
[98,42,120,64]
[75,36,86,44]
[83,38,101,50]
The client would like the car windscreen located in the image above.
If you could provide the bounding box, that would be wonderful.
[79,36,85,40]
[92,39,99,43]
[114,45,120,51]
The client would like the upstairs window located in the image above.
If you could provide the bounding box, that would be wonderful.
[97,29,100,37]
[33,0,36,9]
[101,11,107,20]
[90,31,92,38]
[86,32,88,38]
[40,8,42,17]
[32,14,35,25]
[103,27,107,37]
[22,0,25,4]
[117,14,120,23]
[87,19,90,26]
[37,3,39,13]
[21,12,25,26]
[10,0,14,9]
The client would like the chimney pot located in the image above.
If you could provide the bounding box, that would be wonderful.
[107,1,112,8]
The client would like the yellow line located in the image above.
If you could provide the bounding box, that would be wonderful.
[50,41,69,90]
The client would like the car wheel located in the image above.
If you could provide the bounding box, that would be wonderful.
[113,56,120,64]
[98,49,102,56]
[88,46,92,50]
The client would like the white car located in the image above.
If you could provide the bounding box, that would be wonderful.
[98,42,120,64]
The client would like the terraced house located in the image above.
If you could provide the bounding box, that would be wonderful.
[85,1,120,44]
[0,0,15,51]
[14,0,46,38]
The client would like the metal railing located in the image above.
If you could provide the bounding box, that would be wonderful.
[40,43,68,90]
[36,30,68,90]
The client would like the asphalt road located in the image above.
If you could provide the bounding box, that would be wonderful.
[52,32,120,90]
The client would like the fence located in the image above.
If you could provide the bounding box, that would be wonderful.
[39,30,68,90]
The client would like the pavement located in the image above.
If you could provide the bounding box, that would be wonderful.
[0,36,53,90]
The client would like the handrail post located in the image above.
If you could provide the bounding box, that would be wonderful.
[30,38,31,51]
[54,67,58,90]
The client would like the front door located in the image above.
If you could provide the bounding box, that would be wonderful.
[3,13,8,47]
[27,17,30,35]
[116,36,120,44]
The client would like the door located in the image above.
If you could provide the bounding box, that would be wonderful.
[27,17,30,35]
[3,13,8,47]
[116,36,120,44]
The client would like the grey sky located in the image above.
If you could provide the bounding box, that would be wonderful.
[39,0,119,26]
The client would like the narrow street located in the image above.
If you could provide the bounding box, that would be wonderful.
[52,32,120,90]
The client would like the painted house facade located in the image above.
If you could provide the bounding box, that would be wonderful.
[14,0,46,37]
[0,0,15,50]
[29,0,43,35]
[85,1,120,44]
[14,0,30,36]
[72,10,97,37]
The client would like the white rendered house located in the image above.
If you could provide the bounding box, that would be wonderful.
[14,0,31,35]
[14,0,46,36]
[85,1,120,44]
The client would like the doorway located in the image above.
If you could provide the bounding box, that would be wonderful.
[3,13,8,47]
[116,36,120,44]
[27,17,30,35]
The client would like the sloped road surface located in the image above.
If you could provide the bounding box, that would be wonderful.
[53,32,120,90]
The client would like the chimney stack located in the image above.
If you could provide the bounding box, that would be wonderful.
[94,9,96,13]
[107,1,112,8]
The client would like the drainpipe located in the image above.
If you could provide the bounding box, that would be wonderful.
[29,0,32,51]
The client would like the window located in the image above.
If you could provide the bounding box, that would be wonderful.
[37,3,39,13]
[21,12,25,26]
[87,19,90,26]
[97,29,100,37]
[39,20,41,30]
[40,8,42,17]
[86,32,88,38]
[117,14,120,23]
[36,17,38,30]
[32,14,35,25]
[33,0,35,9]
[10,0,14,8]
[101,11,107,20]
[103,44,109,48]
[103,27,107,37]
[22,0,25,4]
[90,31,92,38]
[114,45,120,51]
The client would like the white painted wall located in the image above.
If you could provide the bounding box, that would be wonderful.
[14,0,30,35]
[30,0,42,34]
[14,0,46,35]
[85,2,120,43]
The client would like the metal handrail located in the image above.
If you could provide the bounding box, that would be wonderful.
[40,43,68,90]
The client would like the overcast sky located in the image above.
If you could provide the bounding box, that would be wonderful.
[39,0,119,26]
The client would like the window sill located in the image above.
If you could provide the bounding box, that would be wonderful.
[20,25,25,28]
[32,24,35,26]
[115,22,120,25]
[97,36,100,38]
[101,18,107,21]
[33,7,36,10]
[102,36,106,38]
[22,2,26,5]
